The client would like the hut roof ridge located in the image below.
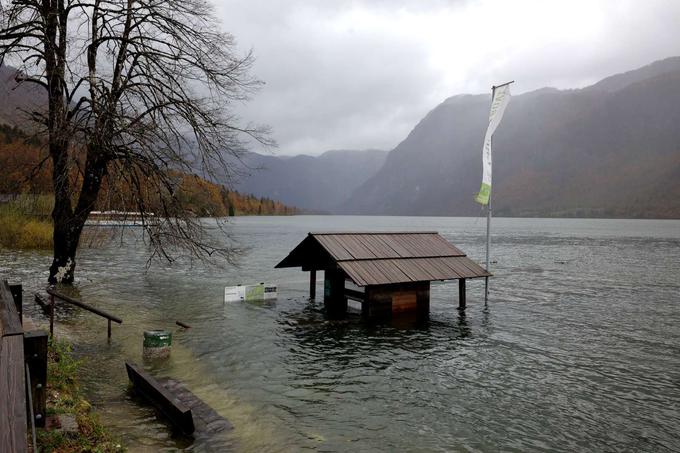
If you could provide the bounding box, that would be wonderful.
[276,230,490,286]
[309,231,439,235]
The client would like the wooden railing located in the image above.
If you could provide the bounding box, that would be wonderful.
[46,288,123,339]
[0,280,28,453]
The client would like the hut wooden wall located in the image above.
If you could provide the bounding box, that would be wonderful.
[364,282,430,319]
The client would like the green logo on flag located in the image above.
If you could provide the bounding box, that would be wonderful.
[475,183,491,205]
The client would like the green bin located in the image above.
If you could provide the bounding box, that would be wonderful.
[143,330,172,359]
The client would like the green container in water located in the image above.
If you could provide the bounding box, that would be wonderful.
[143,330,172,359]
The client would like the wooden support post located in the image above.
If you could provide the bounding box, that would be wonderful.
[23,331,48,428]
[324,268,347,318]
[458,279,466,309]
[417,281,431,319]
[33,293,50,314]
[9,284,22,324]
[107,319,112,340]
[310,270,316,299]
[49,294,55,337]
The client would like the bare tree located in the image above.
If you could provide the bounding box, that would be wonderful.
[0,0,269,283]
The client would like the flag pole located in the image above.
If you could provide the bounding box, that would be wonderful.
[484,85,496,304]
[478,80,513,305]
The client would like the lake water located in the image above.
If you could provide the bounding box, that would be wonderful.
[2,216,679,452]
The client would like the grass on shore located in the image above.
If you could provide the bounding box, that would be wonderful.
[0,195,110,250]
[35,337,125,453]
[0,195,53,249]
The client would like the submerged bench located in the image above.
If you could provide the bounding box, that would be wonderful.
[126,362,195,434]
[125,362,233,439]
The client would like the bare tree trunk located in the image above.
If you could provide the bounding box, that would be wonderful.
[48,212,80,284]
[48,147,108,283]
[43,0,73,283]
[3,0,268,283]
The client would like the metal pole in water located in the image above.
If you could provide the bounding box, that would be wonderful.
[484,187,491,304]
[484,198,491,303]
[484,85,496,304]
[482,80,513,304]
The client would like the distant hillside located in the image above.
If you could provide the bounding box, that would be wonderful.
[0,64,385,214]
[343,57,680,218]
[0,124,300,216]
[4,58,680,218]
[226,149,388,212]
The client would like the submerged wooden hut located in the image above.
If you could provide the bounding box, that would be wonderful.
[276,232,490,319]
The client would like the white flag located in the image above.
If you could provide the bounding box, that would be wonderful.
[475,84,511,205]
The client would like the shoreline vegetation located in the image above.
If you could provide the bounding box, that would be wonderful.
[0,125,301,250]
[37,337,124,452]
[0,195,53,249]
[0,192,301,250]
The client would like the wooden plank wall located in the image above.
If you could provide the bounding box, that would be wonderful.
[364,281,430,320]
[0,280,27,452]
[391,291,418,313]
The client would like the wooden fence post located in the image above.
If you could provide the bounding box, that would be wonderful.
[23,331,48,428]
[9,284,22,324]
[49,294,55,337]
[310,270,316,299]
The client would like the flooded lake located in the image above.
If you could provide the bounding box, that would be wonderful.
[2,216,679,452]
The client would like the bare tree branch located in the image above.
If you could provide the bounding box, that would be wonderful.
[0,0,270,283]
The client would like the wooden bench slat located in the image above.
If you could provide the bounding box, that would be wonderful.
[125,362,195,434]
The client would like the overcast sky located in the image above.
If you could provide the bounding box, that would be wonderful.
[213,0,680,155]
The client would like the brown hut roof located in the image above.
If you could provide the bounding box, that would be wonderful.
[275,232,490,286]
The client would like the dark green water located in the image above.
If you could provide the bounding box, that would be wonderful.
[2,216,679,452]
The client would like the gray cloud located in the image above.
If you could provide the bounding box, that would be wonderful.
[214,0,680,155]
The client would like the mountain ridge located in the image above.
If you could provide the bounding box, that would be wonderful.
[0,64,387,213]
[2,57,680,218]
[340,56,680,218]
[224,148,388,212]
